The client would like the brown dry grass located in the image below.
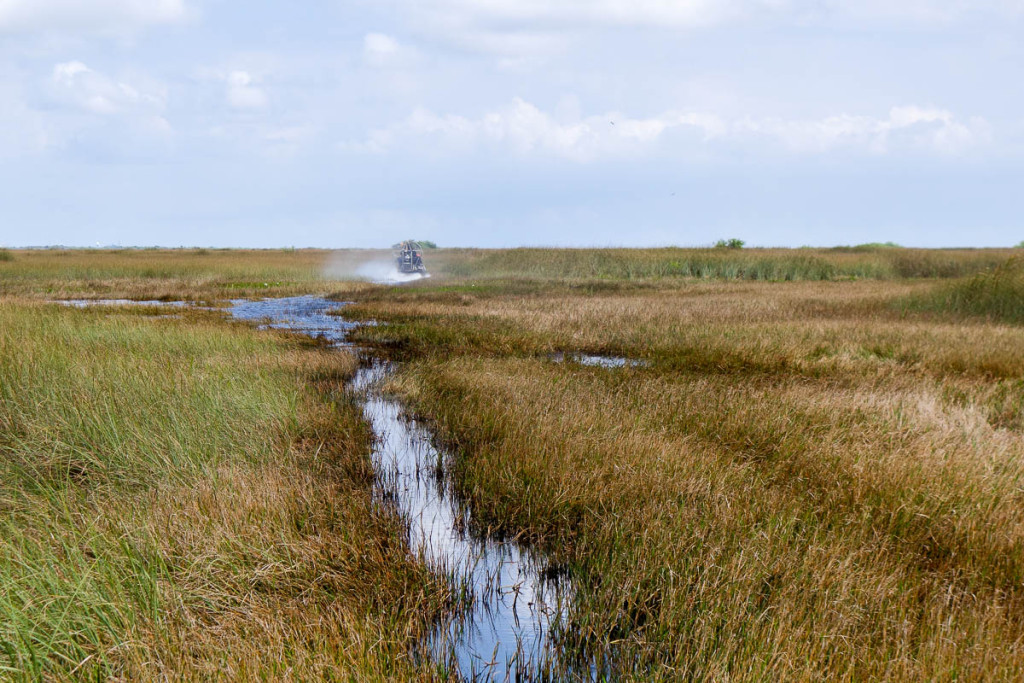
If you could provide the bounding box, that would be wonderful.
[0,249,377,301]
[350,278,1024,680]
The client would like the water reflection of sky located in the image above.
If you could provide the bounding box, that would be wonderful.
[353,365,571,678]
[227,296,358,346]
[224,297,573,680]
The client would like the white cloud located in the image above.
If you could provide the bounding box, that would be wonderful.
[349,98,990,160]
[349,98,725,160]
[363,32,420,68]
[32,60,174,157]
[392,0,1024,57]
[812,0,1024,25]
[0,0,188,34]
[50,60,167,116]
[409,0,1024,28]
[364,32,400,57]
[743,106,992,154]
[225,70,268,109]
[406,0,752,31]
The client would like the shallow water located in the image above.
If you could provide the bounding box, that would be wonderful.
[222,297,572,679]
[352,363,571,678]
[226,296,359,346]
[548,352,648,368]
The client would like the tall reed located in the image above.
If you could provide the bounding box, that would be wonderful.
[905,257,1024,324]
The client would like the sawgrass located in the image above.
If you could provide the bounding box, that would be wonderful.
[438,247,1014,282]
[0,301,450,679]
[0,249,361,301]
[346,279,1024,380]
[352,276,1024,680]
[904,258,1024,324]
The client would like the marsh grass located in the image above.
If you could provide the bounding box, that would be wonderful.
[0,249,13,262]
[438,247,1014,282]
[5,247,1024,679]
[3,248,1018,304]
[0,249,365,300]
[353,277,1024,680]
[347,279,1024,380]
[0,301,450,679]
[904,258,1024,324]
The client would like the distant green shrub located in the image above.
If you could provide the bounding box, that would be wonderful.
[1016,240,1024,248]
[0,249,13,262]
[714,238,745,250]
[831,242,902,253]
[906,258,1024,324]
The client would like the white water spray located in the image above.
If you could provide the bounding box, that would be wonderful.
[355,259,431,284]
[323,252,432,284]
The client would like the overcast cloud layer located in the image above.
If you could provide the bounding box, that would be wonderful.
[0,0,1021,247]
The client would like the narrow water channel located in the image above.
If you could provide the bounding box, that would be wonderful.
[223,297,574,680]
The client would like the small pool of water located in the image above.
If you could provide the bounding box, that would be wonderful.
[548,352,648,368]
[227,296,358,346]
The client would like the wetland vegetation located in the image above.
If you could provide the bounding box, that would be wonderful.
[0,300,450,679]
[2,247,1023,679]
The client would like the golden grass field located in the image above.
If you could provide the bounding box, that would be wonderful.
[344,254,1024,679]
[1,247,1023,679]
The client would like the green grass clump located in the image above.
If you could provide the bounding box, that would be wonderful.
[832,241,903,252]
[907,258,1024,324]
[0,249,13,262]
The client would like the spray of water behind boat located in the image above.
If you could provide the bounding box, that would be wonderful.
[355,260,431,284]
[323,242,431,285]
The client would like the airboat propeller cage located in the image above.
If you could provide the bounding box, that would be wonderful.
[394,240,427,274]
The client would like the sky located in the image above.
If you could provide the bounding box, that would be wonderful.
[0,0,1022,248]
